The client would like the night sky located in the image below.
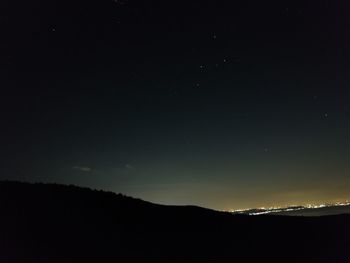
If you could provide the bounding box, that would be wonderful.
[2,0,350,210]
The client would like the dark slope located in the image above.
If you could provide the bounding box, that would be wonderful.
[0,181,349,263]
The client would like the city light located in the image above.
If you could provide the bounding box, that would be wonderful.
[228,201,350,216]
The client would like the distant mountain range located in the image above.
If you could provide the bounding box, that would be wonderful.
[231,203,350,216]
[0,181,350,263]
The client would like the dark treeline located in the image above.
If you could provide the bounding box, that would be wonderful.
[0,181,349,263]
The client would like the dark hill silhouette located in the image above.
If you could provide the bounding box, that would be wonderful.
[0,181,349,263]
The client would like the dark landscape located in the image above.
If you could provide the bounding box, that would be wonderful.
[1,181,350,263]
[2,0,350,262]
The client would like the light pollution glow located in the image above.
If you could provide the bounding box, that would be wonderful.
[227,201,350,215]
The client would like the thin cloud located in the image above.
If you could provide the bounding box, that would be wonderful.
[125,164,134,169]
[73,166,93,173]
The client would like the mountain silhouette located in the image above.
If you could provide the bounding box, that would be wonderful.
[0,181,349,263]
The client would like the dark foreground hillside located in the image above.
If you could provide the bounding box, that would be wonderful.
[0,181,349,263]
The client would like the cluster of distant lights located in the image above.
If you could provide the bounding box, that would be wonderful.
[228,201,350,216]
